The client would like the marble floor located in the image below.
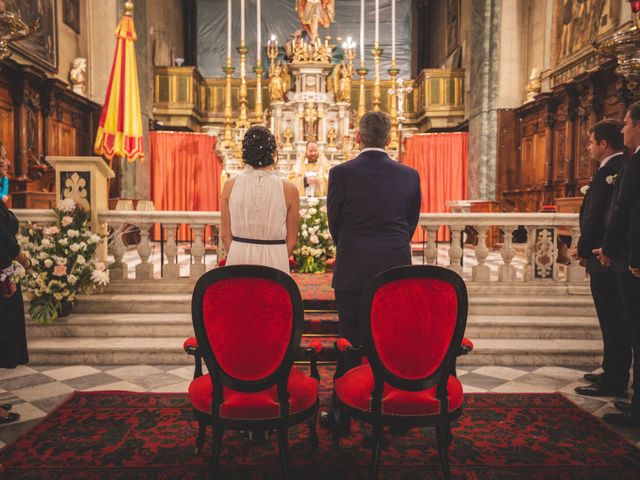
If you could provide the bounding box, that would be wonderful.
[1,363,638,452]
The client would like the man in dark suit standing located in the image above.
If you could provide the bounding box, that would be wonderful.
[573,120,629,397]
[594,102,640,429]
[629,201,640,279]
[326,111,422,347]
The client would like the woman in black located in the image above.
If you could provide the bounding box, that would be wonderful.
[0,147,29,424]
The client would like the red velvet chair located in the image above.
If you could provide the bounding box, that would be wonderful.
[331,265,469,480]
[188,265,320,480]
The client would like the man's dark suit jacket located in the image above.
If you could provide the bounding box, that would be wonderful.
[629,199,640,269]
[603,148,640,267]
[327,149,422,291]
[578,153,625,274]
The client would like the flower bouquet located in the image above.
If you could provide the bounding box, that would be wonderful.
[293,197,335,273]
[20,199,109,324]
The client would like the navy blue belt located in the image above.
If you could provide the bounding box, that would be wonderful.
[232,235,286,245]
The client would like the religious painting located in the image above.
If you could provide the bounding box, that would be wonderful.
[553,0,619,66]
[63,0,80,34]
[446,0,460,55]
[4,0,58,72]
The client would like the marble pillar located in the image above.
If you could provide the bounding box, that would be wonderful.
[467,0,500,200]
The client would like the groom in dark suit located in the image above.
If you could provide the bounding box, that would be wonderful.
[594,102,640,429]
[327,111,422,347]
[573,120,629,398]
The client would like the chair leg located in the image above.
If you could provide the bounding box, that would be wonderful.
[309,412,319,450]
[371,422,383,480]
[209,427,224,480]
[435,424,452,480]
[277,425,289,480]
[195,418,206,454]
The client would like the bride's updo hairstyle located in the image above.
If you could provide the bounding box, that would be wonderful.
[242,126,278,168]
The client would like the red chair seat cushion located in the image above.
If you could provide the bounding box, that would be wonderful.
[335,364,463,416]
[189,366,319,419]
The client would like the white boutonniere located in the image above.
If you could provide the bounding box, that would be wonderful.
[606,174,618,185]
[580,185,590,195]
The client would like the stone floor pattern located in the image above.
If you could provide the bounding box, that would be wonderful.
[1,363,638,452]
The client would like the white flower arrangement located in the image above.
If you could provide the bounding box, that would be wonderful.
[0,260,26,284]
[293,197,335,273]
[21,200,109,324]
[606,174,618,185]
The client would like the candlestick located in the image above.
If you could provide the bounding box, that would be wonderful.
[360,0,365,65]
[221,59,235,149]
[240,0,245,44]
[371,46,383,111]
[375,0,379,47]
[357,66,368,121]
[391,0,396,61]
[387,66,400,150]
[236,43,250,129]
[227,0,232,59]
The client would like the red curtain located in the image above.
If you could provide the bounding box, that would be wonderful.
[402,133,468,242]
[150,131,222,240]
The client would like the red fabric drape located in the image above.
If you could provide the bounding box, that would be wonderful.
[402,133,468,242]
[150,131,222,240]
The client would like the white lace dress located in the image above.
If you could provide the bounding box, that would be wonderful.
[225,166,290,273]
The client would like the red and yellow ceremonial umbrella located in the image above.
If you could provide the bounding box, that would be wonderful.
[94,1,144,162]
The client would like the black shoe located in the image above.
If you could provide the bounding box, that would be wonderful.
[583,373,604,383]
[613,400,632,414]
[0,404,11,411]
[603,413,640,429]
[319,410,350,435]
[0,412,19,425]
[574,384,627,397]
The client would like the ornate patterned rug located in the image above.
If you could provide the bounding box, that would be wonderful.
[1,388,639,479]
[293,272,335,311]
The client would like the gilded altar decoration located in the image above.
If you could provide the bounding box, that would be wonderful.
[326,126,337,147]
[269,61,290,102]
[329,61,353,102]
[289,34,332,64]
[0,8,40,62]
[296,0,335,43]
[301,102,320,141]
[282,126,294,148]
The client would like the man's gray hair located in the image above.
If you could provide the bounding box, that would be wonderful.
[359,112,391,148]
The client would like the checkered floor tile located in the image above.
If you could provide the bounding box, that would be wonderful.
[1,363,638,450]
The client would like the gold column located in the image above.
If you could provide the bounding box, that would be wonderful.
[357,66,368,122]
[371,46,383,112]
[236,43,250,129]
[221,59,235,149]
[253,61,264,124]
[387,63,400,150]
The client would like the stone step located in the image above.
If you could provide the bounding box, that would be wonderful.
[25,313,600,340]
[25,336,603,366]
[66,292,596,316]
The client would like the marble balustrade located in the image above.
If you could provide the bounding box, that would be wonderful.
[14,209,583,285]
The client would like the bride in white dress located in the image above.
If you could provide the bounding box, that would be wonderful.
[220,126,300,273]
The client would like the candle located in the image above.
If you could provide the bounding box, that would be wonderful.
[256,0,261,62]
[241,0,245,44]
[227,0,232,59]
[360,0,365,63]
[375,0,379,47]
[391,0,396,61]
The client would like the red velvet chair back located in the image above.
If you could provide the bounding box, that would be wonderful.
[192,265,304,393]
[360,265,468,391]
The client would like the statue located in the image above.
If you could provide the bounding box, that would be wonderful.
[269,61,290,102]
[329,61,352,102]
[297,0,335,44]
[327,126,337,147]
[69,57,87,96]
[289,141,330,197]
[300,101,319,141]
[525,67,541,103]
[282,125,294,149]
